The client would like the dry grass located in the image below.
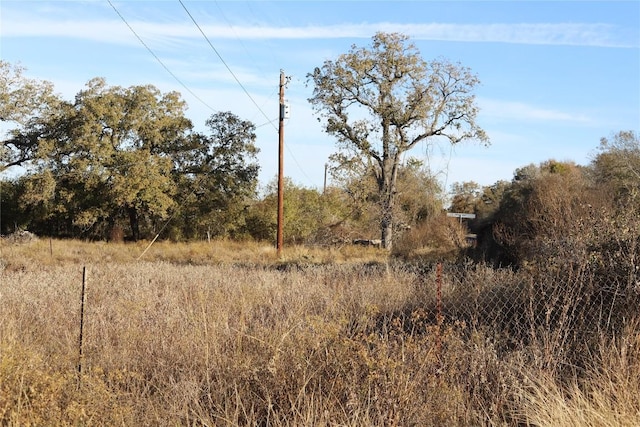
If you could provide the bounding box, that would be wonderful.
[511,324,640,427]
[1,238,638,426]
[0,238,388,268]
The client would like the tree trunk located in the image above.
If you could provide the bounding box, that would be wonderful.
[381,212,393,250]
[379,148,399,251]
[128,206,140,242]
[380,174,396,250]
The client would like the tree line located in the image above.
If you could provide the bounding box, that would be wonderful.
[2,33,638,253]
[1,67,261,241]
[1,33,481,247]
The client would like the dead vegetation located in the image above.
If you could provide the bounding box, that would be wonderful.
[1,237,638,426]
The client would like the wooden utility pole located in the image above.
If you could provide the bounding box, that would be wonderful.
[276,70,285,258]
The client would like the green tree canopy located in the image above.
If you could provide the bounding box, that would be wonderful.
[4,75,264,241]
[246,178,354,245]
[14,78,193,239]
[1,61,60,172]
[173,111,260,240]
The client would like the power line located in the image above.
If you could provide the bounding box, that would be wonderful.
[178,1,317,187]
[284,138,316,186]
[107,0,216,113]
[256,118,278,129]
[213,0,263,76]
[212,1,280,125]
[178,0,277,133]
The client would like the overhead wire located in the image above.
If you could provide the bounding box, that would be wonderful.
[106,0,216,114]
[178,0,277,133]
[423,138,455,194]
[108,0,317,186]
[178,0,317,187]
[213,0,262,76]
[212,0,280,127]
[238,1,282,124]
[282,126,317,186]
[109,0,316,188]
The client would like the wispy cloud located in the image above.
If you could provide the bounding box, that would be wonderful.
[479,99,593,124]
[232,22,635,48]
[403,22,636,48]
[2,10,636,48]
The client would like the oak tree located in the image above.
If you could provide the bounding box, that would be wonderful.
[308,32,488,249]
[1,61,60,172]
[328,154,443,240]
[175,111,260,239]
[18,78,191,239]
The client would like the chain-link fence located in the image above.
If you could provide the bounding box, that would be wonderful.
[408,254,639,365]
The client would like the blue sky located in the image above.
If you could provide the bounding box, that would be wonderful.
[1,0,639,193]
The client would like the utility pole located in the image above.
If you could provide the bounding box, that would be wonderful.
[276,70,285,258]
[323,163,328,195]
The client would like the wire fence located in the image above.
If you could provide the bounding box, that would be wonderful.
[410,258,639,362]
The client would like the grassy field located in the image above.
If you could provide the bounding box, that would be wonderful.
[1,238,639,426]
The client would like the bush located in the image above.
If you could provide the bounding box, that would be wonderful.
[392,213,469,261]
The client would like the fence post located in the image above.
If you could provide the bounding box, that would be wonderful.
[77,266,87,388]
[435,262,443,359]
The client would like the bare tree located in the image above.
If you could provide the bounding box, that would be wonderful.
[308,32,488,250]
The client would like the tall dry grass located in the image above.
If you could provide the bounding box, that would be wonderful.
[1,238,638,425]
[0,237,388,268]
[511,322,640,427]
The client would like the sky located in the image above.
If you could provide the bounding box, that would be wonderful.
[1,0,639,193]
